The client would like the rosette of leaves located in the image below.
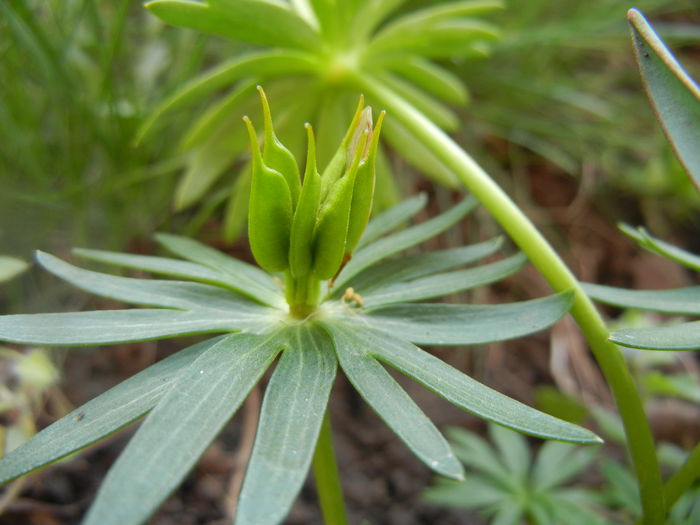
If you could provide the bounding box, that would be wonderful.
[424,424,604,525]
[136,0,503,240]
[584,10,700,352]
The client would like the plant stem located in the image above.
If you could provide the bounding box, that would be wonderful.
[312,410,348,525]
[664,441,700,510]
[285,272,322,319]
[355,74,666,524]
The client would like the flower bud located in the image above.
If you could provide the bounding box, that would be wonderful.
[244,116,293,273]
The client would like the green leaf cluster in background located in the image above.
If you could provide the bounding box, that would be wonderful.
[138,0,503,241]
[0,194,598,524]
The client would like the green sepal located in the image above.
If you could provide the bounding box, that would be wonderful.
[345,111,385,256]
[245,116,293,273]
[289,124,322,277]
[258,86,301,205]
[312,131,368,280]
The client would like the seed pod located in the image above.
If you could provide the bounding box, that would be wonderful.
[312,130,369,280]
[345,110,385,255]
[244,116,293,273]
[257,86,301,206]
[319,96,366,202]
[288,124,322,278]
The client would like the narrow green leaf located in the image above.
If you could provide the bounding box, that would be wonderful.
[326,322,464,480]
[334,196,476,290]
[363,293,574,346]
[136,50,319,143]
[154,233,283,306]
[145,0,320,51]
[0,309,274,346]
[357,192,427,248]
[0,337,220,485]
[236,324,337,525]
[73,248,283,308]
[620,224,700,272]
[0,256,28,282]
[423,477,504,508]
[629,9,700,188]
[338,324,600,443]
[360,253,526,307]
[83,332,282,525]
[223,163,253,243]
[583,282,700,315]
[343,238,503,296]
[490,499,525,525]
[611,321,700,351]
[36,251,269,313]
[445,427,512,484]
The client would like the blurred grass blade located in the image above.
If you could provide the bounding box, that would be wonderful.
[348,325,600,444]
[611,321,700,351]
[145,0,320,51]
[361,253,526,307]
[0,337,220,485]
[335,196,476,289]
[36,251,268,312]
[358,192,427,248]
[0,256,28,282]
[236,325,337,525]
[364,293,573,346]
[73,249,283,307]
[629,9,700,189]
[327,321,464,480]
[344,237,503,295]
[583,282,700,315]
[82,332,282,525]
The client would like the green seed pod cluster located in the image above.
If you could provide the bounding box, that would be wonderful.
[246,88,384,282]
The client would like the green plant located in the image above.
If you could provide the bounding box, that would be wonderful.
[0,97,598,524]
[424,424,605,525]
[137,0,503,240]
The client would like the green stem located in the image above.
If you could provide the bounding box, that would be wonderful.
[285,272,322,319]
[354,74,666,524]
[312,410,349,525]
[664,442,700,510]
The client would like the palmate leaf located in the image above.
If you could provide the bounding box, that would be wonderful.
[325,321,464,480]
[83,331,283,525]
[0,336,221,485]
[236,324,337,525]
[327,322,599,444]
[361,293,574,346]
[629,9,700,189]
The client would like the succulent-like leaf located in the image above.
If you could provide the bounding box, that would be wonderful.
[82,332,282,525]
[362,293,574,346]
[146,0,321,51]
[334,196,476,289]
[611,321,700,351]
[0,337,221,485]
[334,323,599,444]
[583,283,700,315]
[360,253,526,308]
[629,9,700,189]
[326,321,464,480]
[236,324,337,525]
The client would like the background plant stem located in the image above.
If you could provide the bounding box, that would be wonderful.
[664,441,700,509]
[312,410,348,525]
[355,74,666,524]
